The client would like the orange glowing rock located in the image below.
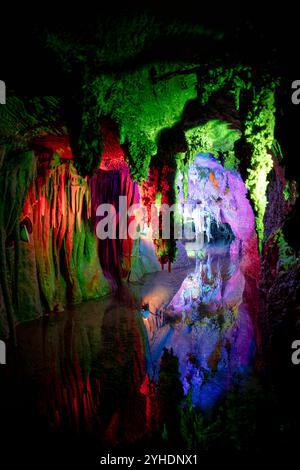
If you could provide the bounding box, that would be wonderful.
[209,171,219,190]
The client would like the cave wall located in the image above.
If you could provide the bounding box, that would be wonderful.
[0,148,37,340]
[20,154,111,313]
[0,124,163,338]
[260,155,300,357]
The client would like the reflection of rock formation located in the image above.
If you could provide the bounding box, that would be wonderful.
[5,295,147,448]
[132,240,192,313]
[146,242,259,411]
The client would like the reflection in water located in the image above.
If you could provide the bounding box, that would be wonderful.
[2,294,148,451]
[1,242,258,456]
[144,242,256,410]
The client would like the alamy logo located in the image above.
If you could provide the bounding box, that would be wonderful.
[0,340,6,364]
[95,197,206,250]
[0,80,6,104]
[291,340,300,365]
[291,80,300,105]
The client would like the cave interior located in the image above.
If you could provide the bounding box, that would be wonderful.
[0,6,300,462]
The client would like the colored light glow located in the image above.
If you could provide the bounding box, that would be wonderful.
[155,192,162,211]
[177,154,255,243]
[147,243,256,410]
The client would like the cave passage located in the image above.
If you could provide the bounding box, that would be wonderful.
[136,153,259,410]
[0,152,262,459]
[1,9,300,462]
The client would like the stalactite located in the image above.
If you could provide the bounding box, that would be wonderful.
[90,167,139,284]
[140,164,178,269]
[21,152,109,312]
[139,166,159,222]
